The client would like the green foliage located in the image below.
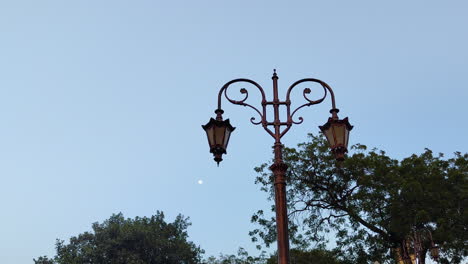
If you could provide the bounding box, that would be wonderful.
[266,248,344,264]
[251,134,467,263]
[34,256,55,264]
[34,212,204,264]
[204,247,267,264]
[204,248,343,264]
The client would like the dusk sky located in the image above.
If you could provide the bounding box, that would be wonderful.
[0,1,467,263]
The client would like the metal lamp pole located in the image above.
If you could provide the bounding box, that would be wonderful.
[202,70,352,264]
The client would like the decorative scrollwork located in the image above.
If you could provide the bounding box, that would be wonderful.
[218,79,267,126]
[287,79,329,125]
[303,87,327,105]
[250,117,262,125]
[215,74,337,141]
[224,87,248,105]
[292,116,304,125]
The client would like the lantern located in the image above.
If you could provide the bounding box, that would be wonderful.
[202,117,235,165]
[394,247,403,264]
[430,245,439,261]
[394,248,416,264]
[319,115,353,161]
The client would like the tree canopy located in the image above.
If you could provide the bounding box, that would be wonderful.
[35,212,343,264]
[204,247,343,264]
[204,247,266,264]
[266,248,344,264]
[34,212,203,264]
[250,134,467,264]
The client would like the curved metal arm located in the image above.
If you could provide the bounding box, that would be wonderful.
[217,79,275,138]
[218,79,266,107]
[286,79,337,124]
[286,78,337,109]
[214,74,341,141]
[289,86,327,124]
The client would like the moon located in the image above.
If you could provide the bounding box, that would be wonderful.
[197,180,203,185]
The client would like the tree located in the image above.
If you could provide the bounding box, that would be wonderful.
[34,212,204,264]
[204,247,267,264]
[266,248,344,264]
[204,248,342,264]
[250,134,467,264]
[34,257,54,264]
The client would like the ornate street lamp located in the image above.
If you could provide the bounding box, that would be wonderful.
[430,245,440,261]
[202,70,352,264]
[202,109,236,165]
[319,109,353,161]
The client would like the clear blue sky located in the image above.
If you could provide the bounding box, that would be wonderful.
[0,1,467,263]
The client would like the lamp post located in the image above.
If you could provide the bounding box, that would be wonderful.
[202,70,353,264]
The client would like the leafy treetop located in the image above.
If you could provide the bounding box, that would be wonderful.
[34,212,204,264]
[250,134,467,264]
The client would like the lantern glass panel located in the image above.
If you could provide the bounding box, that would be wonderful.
[323,128,335,147]
[344,127,350,147]
[205,126,215,148]
[333,124,345,147]
[214,125,226,146]
[431,247,439,259]
[224,127,232,148]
